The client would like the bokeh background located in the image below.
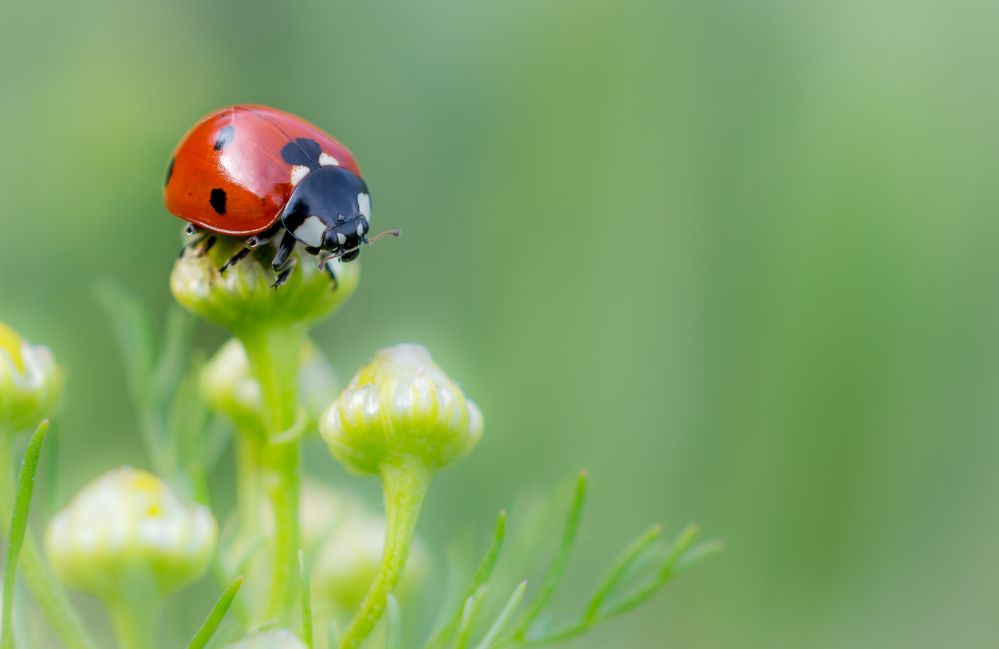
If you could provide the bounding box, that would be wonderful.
[3,0,999,647]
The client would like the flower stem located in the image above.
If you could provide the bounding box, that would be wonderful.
[261,439,301,622]
[238,325,306,626]
[0,437,98,649]
[236,436,264,539]
[339,459,431,649]
[108,595,158,649]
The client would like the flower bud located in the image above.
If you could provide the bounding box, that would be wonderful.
[45,467,217,600]
[312,508,429,614]
[170,234,359,334]
[201,338,337,433]
[224,629,307,649]
[320,344,482,475]
[0,321,63,435]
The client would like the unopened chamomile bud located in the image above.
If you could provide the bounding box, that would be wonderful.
[0,321,63,435]
[320,344,483,475]
[171,235,359,335]
[321,345,481,648]
[224,629,307,649]
[45,467,217,600]
[201,338,337,431]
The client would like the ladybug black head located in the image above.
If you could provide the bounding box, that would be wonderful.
[281,166,372,261]
[322,216,370,260]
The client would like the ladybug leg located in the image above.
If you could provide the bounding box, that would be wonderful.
[319,258,339,289]
[219,246,253,274]
[271,231,298,288]
[178,233,216,258]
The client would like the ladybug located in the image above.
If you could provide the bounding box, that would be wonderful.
[164,104,393,286]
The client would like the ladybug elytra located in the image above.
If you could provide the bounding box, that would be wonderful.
[164,104,393,287]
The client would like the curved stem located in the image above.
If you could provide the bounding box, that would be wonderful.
[0,437,98,649]
[339,459,431,649]
[238,325,306,626]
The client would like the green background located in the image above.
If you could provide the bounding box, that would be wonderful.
[3,0,998,646]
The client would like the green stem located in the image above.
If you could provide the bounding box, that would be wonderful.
[238,325,306,626]
[108,596,158,649]
[230,434,266,622]
[0,437,97,649]
[261,439,301,623]
[339,459,431,649]
[236,435,265,542]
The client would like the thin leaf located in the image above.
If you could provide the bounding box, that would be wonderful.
[300,552,313,649]
[327,621,340,649]
[472,581,527,649]
[509,473,587,640]
[453,588,488,649]
[1,421,48,649]
[600,524,701,618]
[153,306,194,398]
[93,281,156,404]
[675,539,724,572]
[42,421,60,519]
[424,511,507,649]
[168,360,210,498]
[513,526,665,645]
[584,524,664,622]
[94,281,170,474]
[186,576,244,649]
[386,595,402,649]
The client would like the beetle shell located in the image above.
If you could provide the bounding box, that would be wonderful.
[164,105,362,237]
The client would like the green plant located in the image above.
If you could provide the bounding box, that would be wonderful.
[0,235,719,648]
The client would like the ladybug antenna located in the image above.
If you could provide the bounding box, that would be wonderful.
[365,229,401,245]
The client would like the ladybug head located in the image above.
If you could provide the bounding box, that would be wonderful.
[322,215,370,261]
[282,166,372,260]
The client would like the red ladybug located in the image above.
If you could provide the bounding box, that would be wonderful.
[164,104,385,286]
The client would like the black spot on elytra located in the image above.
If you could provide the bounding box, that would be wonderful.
[164,157,174,186]
[213,125,235,151]
[209,188,227,215]
[280,138,322,169]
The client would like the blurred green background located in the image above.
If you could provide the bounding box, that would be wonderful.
[3,0,999,646]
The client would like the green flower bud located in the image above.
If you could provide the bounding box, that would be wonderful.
[320,344,483,475]
[0,321,63,435]
[201,338,337,434]
[224,629,307,649]
[312,507,429,614]
[45,467,217,600]
[170,234,359,335]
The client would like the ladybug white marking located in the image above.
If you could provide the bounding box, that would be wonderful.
[290,165,310,186]
[357,193,371,221]
[295,215,327,247]
[319,153,339,167]
[356,223,365,237]
[336,232,347,245]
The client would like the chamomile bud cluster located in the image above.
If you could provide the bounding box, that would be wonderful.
[0,321,63,435]
[45,467,217,601]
